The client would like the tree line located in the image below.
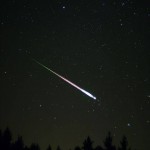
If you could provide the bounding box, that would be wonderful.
[0,127,134,150]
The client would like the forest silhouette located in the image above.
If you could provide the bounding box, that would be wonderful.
[0,128,133,150]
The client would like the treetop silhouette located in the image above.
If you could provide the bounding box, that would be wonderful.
[0,128,134,150]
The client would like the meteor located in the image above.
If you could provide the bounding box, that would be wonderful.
[33,59,96,100]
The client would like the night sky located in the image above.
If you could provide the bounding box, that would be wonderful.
[0,0,150,150]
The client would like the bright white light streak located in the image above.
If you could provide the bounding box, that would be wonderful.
[33,59,96,100]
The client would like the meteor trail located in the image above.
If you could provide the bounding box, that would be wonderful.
[33,59,96,100]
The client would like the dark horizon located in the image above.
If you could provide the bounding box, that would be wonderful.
[0,127,134,150]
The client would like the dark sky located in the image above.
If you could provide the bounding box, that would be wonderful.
[0,0,150,150]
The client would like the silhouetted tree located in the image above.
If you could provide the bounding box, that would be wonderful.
[82,136,93,150]
[57,145,61,150]
[12,136,24,150]
[2,127,12,150]
[103,132,116,150]
[30,143,40,150]
[47,144,52,150]
[95,145,103,150]
[75,146,81,150]
[0,128,136,150]
[118,136,131,150]
[24,145,30,150]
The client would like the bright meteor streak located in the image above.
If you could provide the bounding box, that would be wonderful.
[33,59,96,100]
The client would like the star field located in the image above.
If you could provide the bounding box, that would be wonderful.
[0,0,150,150]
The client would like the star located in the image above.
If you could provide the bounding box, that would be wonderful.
[146,120,150,124]
[62,6,66,9]
[127,123,131,127]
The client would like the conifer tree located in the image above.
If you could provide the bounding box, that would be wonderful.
[118,136,131,150]
[75,146,81,150]
[47,144,52,150]
[2,127,12,150]
[82,136,93,150]
[57,145,61,150]
[12,136,24,150]
[30,143,40,150]
[103,132,116,150]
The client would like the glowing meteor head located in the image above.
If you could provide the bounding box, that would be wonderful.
[93,96,96,100]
